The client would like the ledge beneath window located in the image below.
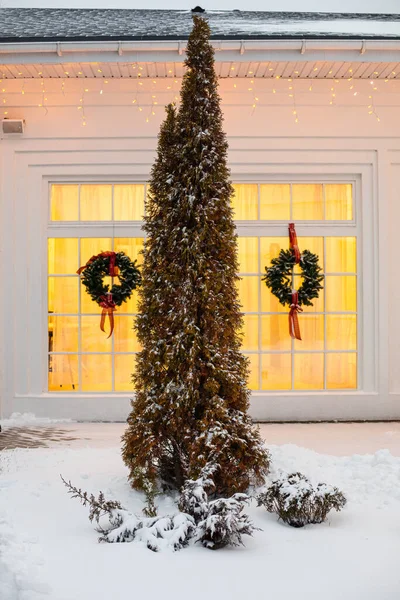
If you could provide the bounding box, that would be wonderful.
[6,390,398,422]
[249,391,400,422]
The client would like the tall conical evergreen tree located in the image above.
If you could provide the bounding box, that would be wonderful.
[122,16,270,496]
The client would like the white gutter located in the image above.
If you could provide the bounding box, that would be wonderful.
[0,39,400,65]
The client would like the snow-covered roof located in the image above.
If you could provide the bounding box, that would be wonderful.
[0,8,400,43]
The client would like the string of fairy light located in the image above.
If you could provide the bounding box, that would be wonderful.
[0,62,398,126]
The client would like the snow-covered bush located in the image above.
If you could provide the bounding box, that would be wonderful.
[179,469,258,549]
[99,511,195,551]
[178,465,216,523]
[196,493,256,549]
[257,472,346,528]
[63,472,258,552]
[61,477,195,552]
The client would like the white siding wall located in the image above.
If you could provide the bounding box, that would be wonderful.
[0,77,399,421]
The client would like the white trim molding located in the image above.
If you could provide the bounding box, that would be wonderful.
[0,136,391,421]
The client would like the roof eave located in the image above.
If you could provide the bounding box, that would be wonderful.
[1,37,400,66]
[1,34,400,43]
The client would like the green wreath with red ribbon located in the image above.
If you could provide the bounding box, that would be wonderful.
[263,249,324,308]
[262,224,324,340]
[77,251,141,337]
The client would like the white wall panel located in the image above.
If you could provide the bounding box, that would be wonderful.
[0,76,398,420]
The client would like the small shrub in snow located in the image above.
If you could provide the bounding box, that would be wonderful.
[61,476,195,552]
[196,493,256,550]
[257,472,346,528]
[178,465,216,523]
[62,473,258,552]
[179,467,257,550]
[141,477,159,518]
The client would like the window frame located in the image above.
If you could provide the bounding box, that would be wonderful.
[233,178,360,392]
[46,180,147,394]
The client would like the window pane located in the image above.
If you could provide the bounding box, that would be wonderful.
[326,276,357,312]
[81,354,112,391]
[114,316,140,352]
[325,184,352,220]
[237,276,259,312]
[81,317,113,352]
[260,184,290,220]
[80,240,113,312]
[261,315,291,351]
[48,354,79,391]
[293,275,324,313]
[48,277,78,314]
[261,354,291,390]
[244,353,259,390]
[241,315,258,352]
[326,237,356,273]
[294,315,324,351]
[238,238,258,274]
[261,282,286,313]
[298,237,324,263]
[114,238,144,265]
[80,238,112,311]
[80,238,112,263]
[81,276,111,314]
[326,315,357,351]
[80,185,112,221]
[326,353,357,389]
[48,316,78,352]
[50,185,79,221]
[292,184,323,220]
[114,185,145,221]
[117,290,139,314]
[48,238,78,275]
[293,237,324,275]
[232,184,258,220]
[294,353,324,390]
[115,354,135,392]
[260,237,288,266]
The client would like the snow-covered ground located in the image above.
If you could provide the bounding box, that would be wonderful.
[0,412,73,427]
[1,426,400,600]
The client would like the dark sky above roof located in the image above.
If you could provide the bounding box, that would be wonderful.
[0,8,399,42]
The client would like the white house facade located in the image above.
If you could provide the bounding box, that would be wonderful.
[0,8,400,421]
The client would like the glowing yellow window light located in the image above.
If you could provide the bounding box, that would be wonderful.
[48,179,357,394]
[50,185,78,221]
[232,184,258,220]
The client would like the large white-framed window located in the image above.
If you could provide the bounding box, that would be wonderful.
[232,180,360,393]
[46,177,359,394]
[47,183,146,393]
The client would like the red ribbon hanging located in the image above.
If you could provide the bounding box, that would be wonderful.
[288,223,301,264]
[289,291,303,341]
[99,294,116,339]
[77,251,119,277]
